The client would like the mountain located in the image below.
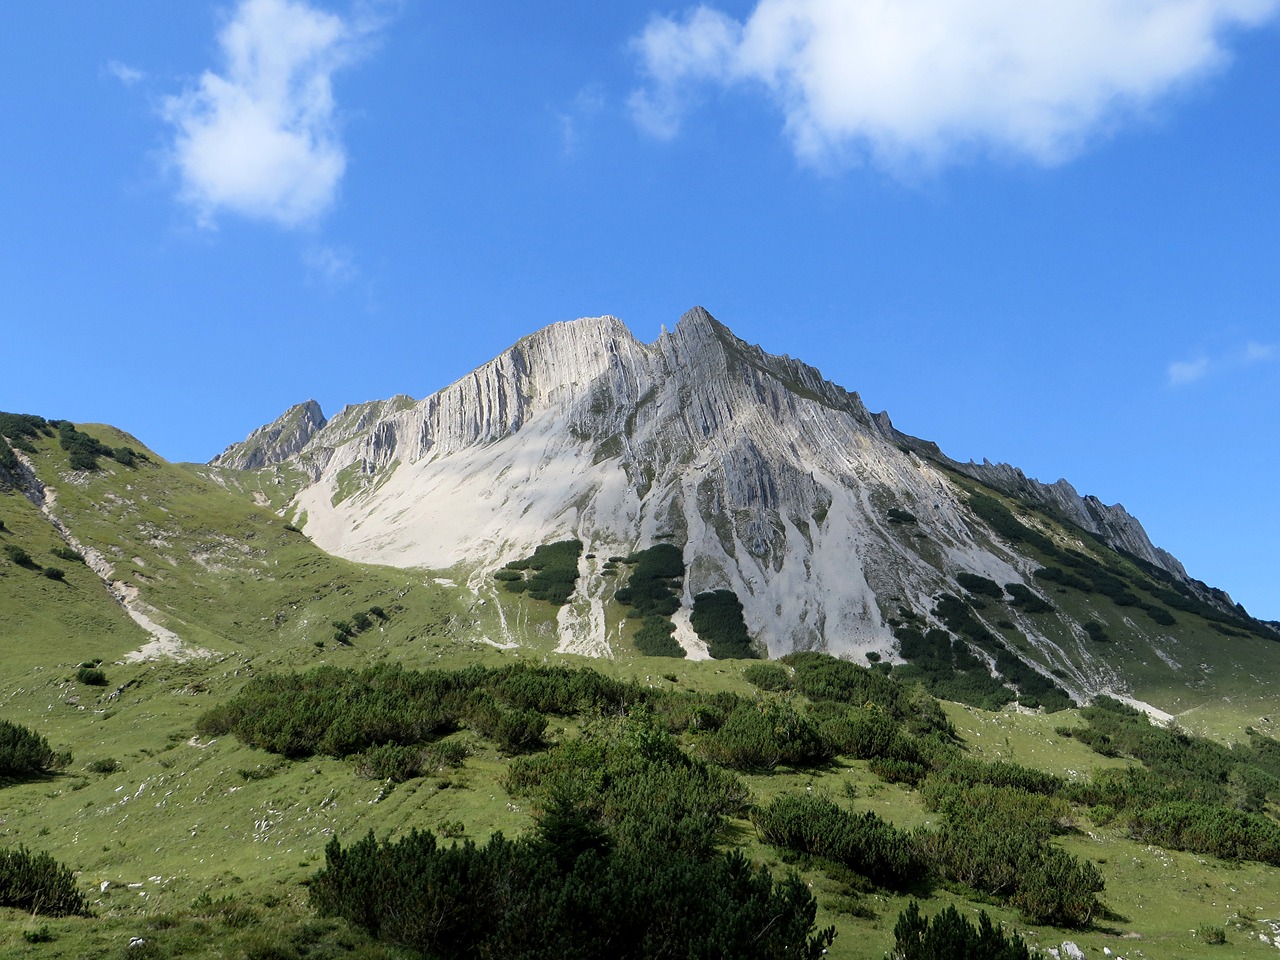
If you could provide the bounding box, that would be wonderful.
[214,307,1274,711]
[7,319,1280,959]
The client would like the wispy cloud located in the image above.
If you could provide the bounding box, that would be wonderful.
[162,0,377,228]
[558,85,606,156]
[303,243,357,286]
[106,60,145,87]
[1167,340,1276,386]
[630,0,1280,171]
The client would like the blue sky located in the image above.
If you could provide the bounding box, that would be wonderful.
[2,1,1277,618]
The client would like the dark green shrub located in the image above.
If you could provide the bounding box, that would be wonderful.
[887,507,917,524]
[691,589,758,659]
[505,713,748,860]
[919,778,1103,926]
[57,422,115,472]
[4,543,36,568]
[86,758,120,774]
[1083,621,1108,643]
[354,741,468,782]
[50,545,84,563]
[311,828,833,960]
[499,540,583,605]
[752,792,927,890]
[1128,801,1280,865]
[76,666,107,686]
[957,572,1002,599]
[743,663,791,691]
[698,701,831,772]
[43,566,65,581]
[614,544,683,616]
[0,413,51,472]
[1004,582,1053,613]
[0,720,68,776]
[891,901,1031,960]
[633,615,684,657]
[0,846,90,916]
[22,926,54,944]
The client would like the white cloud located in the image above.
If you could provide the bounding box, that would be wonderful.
[558,85,607,156]
[107,60,145,87]
[631,0,1280,169]
[303,243,357,286]
[163,0,370,228]
[1168,356,1212,386]
[1167,340,1276,386]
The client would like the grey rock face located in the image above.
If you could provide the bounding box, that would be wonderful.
[213,308,1225,676]
[211,400,327,471]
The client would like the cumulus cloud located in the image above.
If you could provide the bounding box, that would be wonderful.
[163,0,371,228]
[1167,340,1276,386]
[630,0,1280,169]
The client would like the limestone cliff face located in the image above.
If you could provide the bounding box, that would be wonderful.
[211,400,327,471]
[215,308,1209,685]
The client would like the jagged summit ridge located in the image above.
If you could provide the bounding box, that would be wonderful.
[211,400,327,471]
[215,308,1196,684]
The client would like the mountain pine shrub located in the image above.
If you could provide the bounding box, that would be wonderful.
[890,901,1031,960]
[691,589,757,659]
[0,720,69,777]
[0,846,89,917]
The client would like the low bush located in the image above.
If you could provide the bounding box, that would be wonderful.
[0,846,90,916]
[752,792,927,891]
[742,663,791,691]
[497,540,583,605]
[0,720,69,777]
[76,666,108,686]
[690,589,757,659]
[891,901,1031,960]
[1004,582,1053,613]
[957,572,1003,599]
[697,701,831,772]
[311,828,833,960]
[633,615,683,657]
[4,543,36,568]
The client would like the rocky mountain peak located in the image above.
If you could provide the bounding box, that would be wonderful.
[211,399,326,471]
[208,308,1251,684]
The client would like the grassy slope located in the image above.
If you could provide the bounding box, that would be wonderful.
[3,426,1280,957]
[943,477,1280,724]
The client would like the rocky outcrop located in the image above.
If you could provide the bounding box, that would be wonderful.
[211,400,327,470]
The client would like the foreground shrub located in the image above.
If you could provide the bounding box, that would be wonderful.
[506,714,748,860]
[312,829,833,960]
[743,663,791,691]
[890,901,1031,960]
[0,720,69,777]
[698,701,831,772]
[0,846,89,916]
[752,792,927,891]
[1128,801,1280,865]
